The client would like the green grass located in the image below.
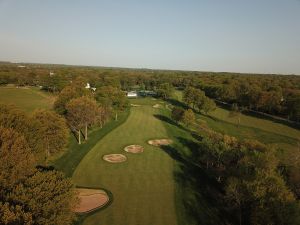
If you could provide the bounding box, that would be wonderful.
[52,110,130,177]
[0,86,54,112]
[71,97,225,225]
[173,90,300,151]
[72,103,178,225]
[209,107,300,140]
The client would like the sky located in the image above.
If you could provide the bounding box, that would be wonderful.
[0,0,300,74]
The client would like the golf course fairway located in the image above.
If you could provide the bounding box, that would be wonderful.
[73,105,178,225]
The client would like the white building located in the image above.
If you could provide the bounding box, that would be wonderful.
[127,91,138,98]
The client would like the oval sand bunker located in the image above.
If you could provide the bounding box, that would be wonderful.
[103,154,127,163]
[148,139,173,147]
[74,188,110,214]
[124,145,144,153]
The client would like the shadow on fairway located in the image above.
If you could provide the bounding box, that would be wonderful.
[153,114,189,132]
[166,98,188,109]
[161,138,230,225]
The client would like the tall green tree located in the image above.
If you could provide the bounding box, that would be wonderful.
[156,83,174,100]
[96,86,128,121]
[66,96,100,144]
[0,127,35,191]
[182,109,195,127]
[31,109,69,164]
[0,103,43,156]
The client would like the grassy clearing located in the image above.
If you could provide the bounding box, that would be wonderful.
[173,90,300,151]
[209,107,300,140]
[0,86,54,112]
[72,103,178,225]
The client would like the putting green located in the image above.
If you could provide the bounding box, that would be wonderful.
[73,105,178,225]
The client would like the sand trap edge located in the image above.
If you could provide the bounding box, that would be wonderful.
[147,139,173,147]
[124,145,144,153]
[74,186,113,215]
[103,154,127,163]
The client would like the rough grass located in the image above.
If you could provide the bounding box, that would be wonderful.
[173,90,300,150]
[0,86,54,112]
[72,104,179,225]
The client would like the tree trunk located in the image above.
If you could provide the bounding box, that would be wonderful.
[78,130,81,144]
[239,205,242,225]
[45,139,50,166]
[115,112,118,121]
[85,123,88,140]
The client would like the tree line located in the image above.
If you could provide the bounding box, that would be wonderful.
[1,63,299,122]
[170,105,300,225]
[53,77,128,144]
[0,104,77,225]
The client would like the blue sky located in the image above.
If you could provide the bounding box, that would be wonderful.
[0,0,299,74]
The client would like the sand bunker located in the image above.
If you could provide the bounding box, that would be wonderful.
[124,144,144,153]
[153,104,161,108]
[103,154,127,163]
[74,188,110,214]
[148,139,173,147]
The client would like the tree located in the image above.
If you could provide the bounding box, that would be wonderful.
[225,178,245,225]
[156,83,174,100]
[9,170,77,225]
[96,86,128,121]
[0,103,43,156]
[202,97,216,114]
[0,202,33,225]
[66,96,100,144]
[171,107,184,123]
[0,127,35,191]
[183,87,204,109]
[31,109,69,164]
[182,109,195,127]
[228,103,242,126]
[54,81,90,115]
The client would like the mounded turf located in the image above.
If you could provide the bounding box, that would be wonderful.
[72,105,178,225]
[102,154,127,163]
[0,86,54,112]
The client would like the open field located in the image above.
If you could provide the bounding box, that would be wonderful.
[0,86,54,112]
[173,90,300,151]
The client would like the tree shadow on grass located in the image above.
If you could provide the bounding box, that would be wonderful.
[166,98,188,109]
[161,138,230,225]
[153,114,189,132]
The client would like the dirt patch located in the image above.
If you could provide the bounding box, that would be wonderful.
[153,104,161,108]
[124,144,144,153]
[148,139,173,147]
[103,154,127,163]
[74,188,110,214]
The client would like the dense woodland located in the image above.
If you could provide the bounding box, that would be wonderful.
[0,62,299,122]
[0,62,300,224]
